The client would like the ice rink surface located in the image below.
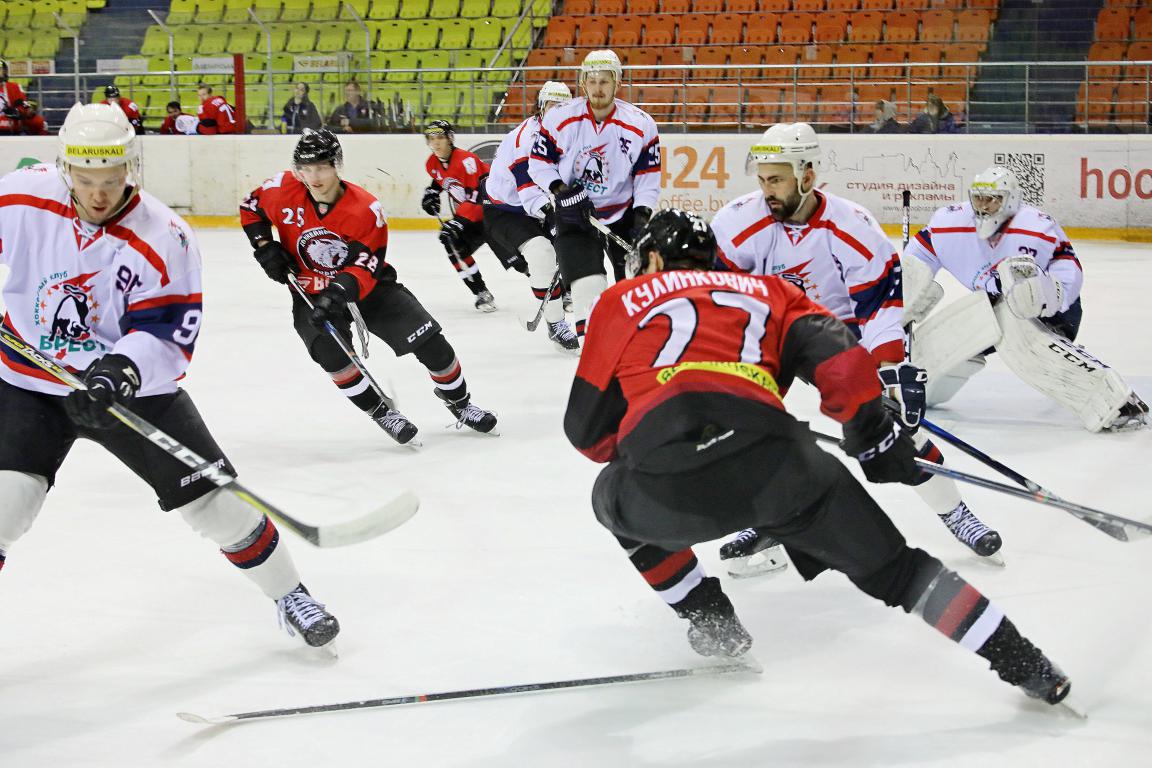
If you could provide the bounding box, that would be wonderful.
[2,229,1150,767]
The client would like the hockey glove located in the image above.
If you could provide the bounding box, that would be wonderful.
[552,182,596,230]
[309,274,357,329]
[64,353,141,430]
[253,240,295,284]
[997,256,1065,319]
[630,206,653,245]
[539,203,557,238]
[842,417,919,485]
[421,184,442,217]
[439,216,469,257]
[878,362,928,431]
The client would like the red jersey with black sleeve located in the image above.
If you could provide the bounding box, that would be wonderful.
[239,171,390,298]
[0,81,28,135]
[101,98,144,134]
[564,269,887,467]
[197,95,238,134]
[425,149,488,223]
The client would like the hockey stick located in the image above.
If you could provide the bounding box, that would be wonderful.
[588,215,637,257]
[288,276,395,411]
[808,428,1150,542]
[525,269,562,332]
[900,189,912,249]
[0,326,418,548]
[177,660,761,725]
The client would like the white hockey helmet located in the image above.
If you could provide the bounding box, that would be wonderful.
[537,80,572,109]
[56,102,141,188]
[969,165,1021,239]
[747,122,821,203]
[580,49,622,84]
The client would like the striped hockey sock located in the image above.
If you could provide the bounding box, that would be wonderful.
[911,566,1005,652]
[619,536,707,607]
[429,356,467,403]
[329,362,383,413]
[220,516,281,571]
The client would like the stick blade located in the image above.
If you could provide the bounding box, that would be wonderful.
[316,490,420,548]
[177,711,236,726]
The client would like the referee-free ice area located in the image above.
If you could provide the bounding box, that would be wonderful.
[2,230,1150,767]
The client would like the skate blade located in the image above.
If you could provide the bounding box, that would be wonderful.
[308,639,339,660]
[1058,697,1088,719]
[726,550,789,580]
[979,552,1007,568]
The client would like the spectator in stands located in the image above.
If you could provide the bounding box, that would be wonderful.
[0,58,30,136]
[196,83,240,134]
[14,99,47,136]
[160,100,197,135]
[101,85,145,135]
[908,94,957,134]
[867,100,903,134]
[327,80,375,133]
[282,82,322,134]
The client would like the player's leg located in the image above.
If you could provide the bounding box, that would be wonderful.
[908,432,1003,558]
[554,226,607,338]
[291,294,418,444]
[442,216,495,311]
[605,212,634,283]
[83,390,339,647]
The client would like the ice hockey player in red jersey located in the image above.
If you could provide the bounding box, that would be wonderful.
[196,83,239,135]
[565,208,1071,707]
[422,119,511,312]
[101,85,144,134]
[0,58,30,136]
[240,128,498,444]
[0,103,339,649]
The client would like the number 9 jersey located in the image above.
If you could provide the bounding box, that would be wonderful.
[240,171,390,298]
[0,164,203,397]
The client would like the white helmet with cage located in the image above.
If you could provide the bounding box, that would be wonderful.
[580,49,622,84]
[56,102,141,189]
[969,165,1022,239]
[746,122,821,202]
[537,80,572,109]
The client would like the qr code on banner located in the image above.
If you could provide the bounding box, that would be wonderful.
[993,152,1045,205]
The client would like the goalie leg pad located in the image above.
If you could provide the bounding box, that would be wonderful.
[901,254,944,326]
[911,292,1001,406]
[521,236,565,324]
[0,471,49,551]
[993,301,1134,432]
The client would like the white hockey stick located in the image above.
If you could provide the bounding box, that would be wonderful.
[0,326,418,548]
[588,215,637,257]
[525,270,562,332]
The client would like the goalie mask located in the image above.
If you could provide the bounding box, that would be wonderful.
[969,165,1021,239]
[629,208,717,278]
[746,122,821,206]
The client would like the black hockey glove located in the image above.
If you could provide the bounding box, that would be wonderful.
[878,362,928,431]
[439,216,468,256]
[253,240,295,284]
[309,274,357,329]
[552,182,595,230]
[842,416,919,485]
[421,184,442,217]
[630,205,653,245]
[539,203,557,238]
[64,353,141,430]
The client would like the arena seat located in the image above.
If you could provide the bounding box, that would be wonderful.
[814,11,850,44]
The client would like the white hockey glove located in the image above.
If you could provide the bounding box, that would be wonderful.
[997,256,1065,319]
[879,362,928,431]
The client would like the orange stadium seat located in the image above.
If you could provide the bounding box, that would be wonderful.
[869,44,906,78]
[1114,81,1148,125]
[693,0,723,12]
[622,47,661,80]
[524,48,560,81]
[814,11,849,43]
[728,44,763,72]
[789,90,818,122]
[792,0,823,11]
[835,43,869,78]
[1135,8,1152,37]
[1076,81,1114,125]
[629,0,657,12]
[746,13,777,44]
[692,45,728,78]
[761,45,798,79]
[662,0,690,12]
[745,86,785,124]
[779,12,814,43]
[891,0,924,8]
[726,0,755,11]
[855,82,891,104]
[685,84,711,121]
[1127,42,1152,77]
[636,85,680,122]
[1096,8,1131,42]
[758,0,790,11]
[567,0,593,13]
[580,16,610,46]
[956,10,992,43]
[920,10,954,42]
[849,11,884,43]
[543,16,576,46]
[612,15,643,45]
[940,43,980,79]
[927,0,961,8]
[816,84,855,124]
[861,0,893,9]
[797,44,834,79]
[711,13,744,45]
[645,15,677,44]
[906,42,941,77]
[826,0,858,10]
[597,0,625,12]
[709,84,743,124]
[886,10,918,42]
[679,13,712,45]
[967,0,997,9]
[1088,41,1126,78]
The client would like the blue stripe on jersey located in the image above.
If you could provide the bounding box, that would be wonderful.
[119,301,202,355]
[849,257,902,323]
[631,137,661,175]
[530,129,561,165]
[510,157,533,190]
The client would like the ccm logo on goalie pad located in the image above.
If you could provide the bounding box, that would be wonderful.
[1047,341,1104,373]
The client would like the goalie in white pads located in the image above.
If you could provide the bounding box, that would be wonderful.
[903,166,1147,432]
[0,104,339,649]
[711,123,1003,575]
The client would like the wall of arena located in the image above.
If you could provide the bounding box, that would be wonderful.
[5,134,1151,238]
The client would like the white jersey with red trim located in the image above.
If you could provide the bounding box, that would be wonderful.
[710,189,906,364]
[485,115,551,218]
[0,164,202,397]
[904,202,1083,309]
[528,97,661,225]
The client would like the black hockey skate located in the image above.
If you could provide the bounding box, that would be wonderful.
[547,319,580,354]
[719,528,789,579]
[939,503,1003,558]
[372,405,419,445]
[436,389,498,434]
[978,618,1071,706]
[276,583,340,648]
[675,577,753,658]
[474,290,497,313]
[1108,393,1149,431]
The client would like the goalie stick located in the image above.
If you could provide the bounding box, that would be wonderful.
[525,269,562,332]
[0,326,418,548]
[808,428,1151,542]
[177,659,761,725]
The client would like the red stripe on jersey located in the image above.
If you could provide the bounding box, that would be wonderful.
[934,584,982,638]
[514,120,529,148]
[104,223,172,286]
[607,118,644,137]
[642,549,695,586]
[932,226,977,234]
[870,339,906,366]
[557,113,590,132]
[127,292,202,312]
[915,230,936,254]
[849,255,898,295]
[716,247,742,272]
[812,218,876,262]
[0,193,73,218]
[0,315,76,384]
[635,167,660,176]
[731,215,775,248]
[1002,227,1056,244]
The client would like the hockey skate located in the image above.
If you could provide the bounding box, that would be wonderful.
[436,389,499,435]
[719,528,789,579]
[276,583,340,651]
[939,503,1004,563]
[372,405,419,446]
[547,319,580,354]
[979,619,1076,713]
[676,577,753,658]
[474,290,497,313]
[1106,393,1148,432]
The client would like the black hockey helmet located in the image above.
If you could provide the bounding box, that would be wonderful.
[630,209,717,277]
[293,127,343,169]
[424,119,455,145]
[104,84,120,99]
[0,58,8,80]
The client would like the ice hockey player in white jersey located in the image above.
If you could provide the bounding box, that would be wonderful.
[528,49,661,338]
[0,103,339,649]
[903,165,1147,432]
[711,123,1003,575]
[484,80,578,353]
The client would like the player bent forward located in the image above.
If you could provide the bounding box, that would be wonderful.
[0,104,338,648]
[564,209,1070,706]
[903,165,1147,432]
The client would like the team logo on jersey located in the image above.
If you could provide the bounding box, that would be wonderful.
[772,258,820,300]
[576,143,610,195]
[168,220,189,251]
[296,227,348,275]
[32,271,108,355]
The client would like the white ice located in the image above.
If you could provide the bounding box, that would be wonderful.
[2,231,1150,767]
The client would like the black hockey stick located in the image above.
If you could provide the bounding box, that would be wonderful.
[900,189,912,249]
[0,326,418,548]
[177,660,761,725]
[525,270,562,332]
[288,276,395,411]
[809,428,1150,542]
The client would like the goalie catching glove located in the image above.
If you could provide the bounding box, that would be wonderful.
[879,362,928,430]
[997,256,1064,319]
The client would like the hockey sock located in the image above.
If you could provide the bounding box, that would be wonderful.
[909,435,964,512]
[617,535,707,608]
[0,549,6,573]
[522,236,566,325]
[415,333,468,402]
[328,362,384,414]
[463,273,488,295]
[570,274,608,337]
[0,471,49,555]
[974,617,1051,686]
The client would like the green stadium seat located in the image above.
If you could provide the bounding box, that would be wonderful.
[228,24,261,52]
[338,0,370,17]
[270,52,295,83]
[243,52,268,82]
[439,19,471,48]
[470,18,503,48]
[420,50,451,82]
[316,22,350,51]
[507,19,532,50]
[407,21,439,49]
[527,0,550,27]
[172,26,201,55]
[385,51,421,82]
[294,68,323,84]
[310,0,341,20]
[0,5,9,26]
[266,22,291,50]
[426,87,461,120]
[286,24,320,52]
[195,0,225,22]
[165,0,195,23]
[368,0,400,19]
[5,1,34,29]
[140,26,168,55]
[30,1,61,30]
[281,0,311,21]
[58,0,87,27]
[449,50,488,82]
[29,33,61,58]
[484,47,514,79]
[142,55,172,86]
[197,26,231,54]
[254,0,284,21]
[86,0,107,10]
[222,0,253,22]
[460,0,490,18]
[398,0,431,19]
[372,20,409,47]
[489,0,518,17]
[429,0,460,18]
